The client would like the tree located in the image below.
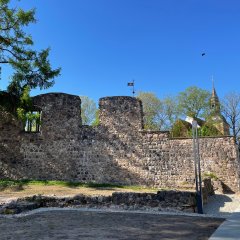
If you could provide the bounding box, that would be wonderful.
[137,92,178,130]
[137,92,163,130]
[92,109,100,126]
[177,86,211,119]
[0,0,60,97]
[80,96,97,125]
[221,92,240,144]
[161,96,179,130]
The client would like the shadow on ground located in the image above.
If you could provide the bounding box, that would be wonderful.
[0,210,223,240]
[203,194,238,217]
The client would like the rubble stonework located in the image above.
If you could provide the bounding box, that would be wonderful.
[0,93,239,192]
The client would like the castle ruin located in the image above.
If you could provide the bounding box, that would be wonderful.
[0,93,239,192]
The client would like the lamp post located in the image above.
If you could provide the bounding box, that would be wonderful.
[192,120,203,214]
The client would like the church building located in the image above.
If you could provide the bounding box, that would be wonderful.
[209,84,230,135]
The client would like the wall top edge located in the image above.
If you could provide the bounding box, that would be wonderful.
[170,135,234,140]
[32,92,80,99]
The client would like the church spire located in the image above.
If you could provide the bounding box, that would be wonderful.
[210,77,220,114]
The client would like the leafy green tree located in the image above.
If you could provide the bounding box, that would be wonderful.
[200,123,221,137]
[92,109,100,126]
[15,86,41,131]
[161,96,180,130]
[171,119,192,137]
[137,92,178,130]
[177,86,211,118]
[80,96,97,125]
[0,0,60,97]
[137,91,163,130]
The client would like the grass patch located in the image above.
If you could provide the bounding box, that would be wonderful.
[0,180,24,191]
[203,172,218,180]
[0,179,158,191]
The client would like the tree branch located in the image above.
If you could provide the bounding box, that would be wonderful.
[0,47,34,62]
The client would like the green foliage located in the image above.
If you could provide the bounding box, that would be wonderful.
[137,91,163,130]
[80,96,97,125]
[16,86,31,121]
[200,123,221,136]
[203,172,218,180]
[171,118,221,138]
[0,90,19,113]
[0,179,24,191]
[137,92,179,131]
[161,96,180,130]
[171,119,192,137]
[177,86,211,118]
[91,109,100,126]
[15,86,41,130]
[0,179,158,191]
[0,0,60,96]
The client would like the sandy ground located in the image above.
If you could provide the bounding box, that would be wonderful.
[0,185,157,203]
[1,186,240,218]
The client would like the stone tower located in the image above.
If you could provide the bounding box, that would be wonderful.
[210,84,230,135]
[210,85,221,114]
[99,96,144,133]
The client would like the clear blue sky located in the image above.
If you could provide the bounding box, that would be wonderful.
[2,0,240,103]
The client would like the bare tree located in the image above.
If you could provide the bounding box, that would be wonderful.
[80,96,97,125]
[221,92,240,144]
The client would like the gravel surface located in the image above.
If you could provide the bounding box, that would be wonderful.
[0,193,238,240]
[0,192,240,218]
[0,209,223,240]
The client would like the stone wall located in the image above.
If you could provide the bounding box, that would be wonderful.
[0,93,239,192]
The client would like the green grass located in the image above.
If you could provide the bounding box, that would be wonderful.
[203,172,218,180]
[0,179,158,191]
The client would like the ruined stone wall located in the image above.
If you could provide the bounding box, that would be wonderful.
[0,109,25,179]
[0,93,239,192]
[168,137,239,191]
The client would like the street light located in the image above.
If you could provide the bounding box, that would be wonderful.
[192,120,203,214]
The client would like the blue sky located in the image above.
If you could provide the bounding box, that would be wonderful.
[1,0,240,103]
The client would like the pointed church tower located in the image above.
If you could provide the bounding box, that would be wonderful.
[209,80,230,135]
[210,81,221,114]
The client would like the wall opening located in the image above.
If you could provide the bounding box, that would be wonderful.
[24,111,41,133]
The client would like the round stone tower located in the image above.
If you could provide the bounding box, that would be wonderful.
[32,93,81,138]
[99,96,144,132]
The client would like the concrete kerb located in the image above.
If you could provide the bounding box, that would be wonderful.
[209,208,240,240]
[0,206,226,219]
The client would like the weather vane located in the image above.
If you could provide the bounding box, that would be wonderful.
[127,79,135,97]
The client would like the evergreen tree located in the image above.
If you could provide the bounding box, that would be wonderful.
[0,0,60,97]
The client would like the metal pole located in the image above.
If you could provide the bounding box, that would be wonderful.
[192,126,199,194]
[196,127,203,214]
[132,79,135,97]
[192,120,203,214]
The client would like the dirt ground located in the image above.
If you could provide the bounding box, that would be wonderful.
[0,210,223,240]
[0,185,157,203]
[0,185,226,239]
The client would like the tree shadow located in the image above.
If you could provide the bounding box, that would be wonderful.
[203,193,235,217]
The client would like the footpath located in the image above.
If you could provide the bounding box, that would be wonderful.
[205,194,240,240]
[209,209,240,240]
